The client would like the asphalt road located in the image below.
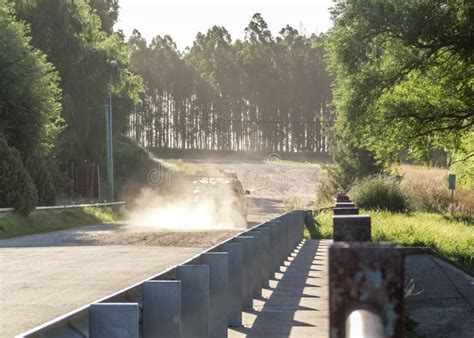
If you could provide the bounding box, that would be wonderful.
[0,246,205,337]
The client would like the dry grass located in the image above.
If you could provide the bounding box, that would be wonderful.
[399,164,448,183]
[398,164,474,214]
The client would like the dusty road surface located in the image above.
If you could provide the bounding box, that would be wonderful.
[186,159,320,224]
[0,159,320,337]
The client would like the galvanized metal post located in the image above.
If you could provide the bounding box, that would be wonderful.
[200,252,229,338]
[218,243,243,327]
[89,303,139,338]
[177,265,209,338]
[143,281,182,338]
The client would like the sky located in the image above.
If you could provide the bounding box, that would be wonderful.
[115,0,334,51]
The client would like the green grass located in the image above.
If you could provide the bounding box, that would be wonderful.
[307,209,474,272]
[0,207,120,239]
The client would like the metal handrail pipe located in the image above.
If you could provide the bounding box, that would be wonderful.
[346,309,385,338]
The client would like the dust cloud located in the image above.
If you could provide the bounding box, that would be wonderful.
[125,186,247,231]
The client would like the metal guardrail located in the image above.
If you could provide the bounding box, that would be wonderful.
[17,210,305,337]
[0,201,126,213]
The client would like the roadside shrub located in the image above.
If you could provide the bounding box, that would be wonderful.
[0,138,38,214]
[25,153,56,206]
[349,176,410,212]
[401,180,451,212]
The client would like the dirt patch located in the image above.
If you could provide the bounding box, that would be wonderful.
[82,229,240,247]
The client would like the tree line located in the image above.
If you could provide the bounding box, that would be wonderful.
[127,14,333,153]
[1,0,471,214]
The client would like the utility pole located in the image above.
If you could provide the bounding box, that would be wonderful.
[106,60,117,201]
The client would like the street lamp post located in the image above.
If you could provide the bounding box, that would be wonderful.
[106,60,117,201]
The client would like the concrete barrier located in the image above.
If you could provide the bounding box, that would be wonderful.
[218,243,243,326]
[333,207,359,215]
[200,253,229,338]
[333,215,371,241]
[89,303,139,338]
[329,243,405,338]
[231,236,255,309]
[143,281,181,338]
[177,265,209,338]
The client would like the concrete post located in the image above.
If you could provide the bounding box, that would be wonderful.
[333,215,371,242]
[200,253,229,338]
[143,281,181,338]
[333,207,359,215]
[177,265,209,338]
[218,243,243,327]
[329,243,405,338]
[231,236,255,309]
[89,303,139,338]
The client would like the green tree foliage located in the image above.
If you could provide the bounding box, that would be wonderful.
[450,130,474,189]
[0,138,38,215]
[327,0,473,164]
[88,0,119,34]
[13,0,143,167]
[128,14,333,152]
[24,153,56,206]
[0,0,62,159]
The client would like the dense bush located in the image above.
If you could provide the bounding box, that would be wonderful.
[401,180,451,213]
[349,176,410,212]
[25,153,56,206]
[0,138,38,214]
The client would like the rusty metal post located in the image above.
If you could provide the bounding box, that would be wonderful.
[333,207,359,215]
[333,215,371,241]
[329,243,405,338]
[335,202,355,208]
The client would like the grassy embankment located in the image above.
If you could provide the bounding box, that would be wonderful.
[306,209,474,272]
[0,207,120,239]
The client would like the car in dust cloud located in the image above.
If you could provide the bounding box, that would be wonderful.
[192,170,250,221]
